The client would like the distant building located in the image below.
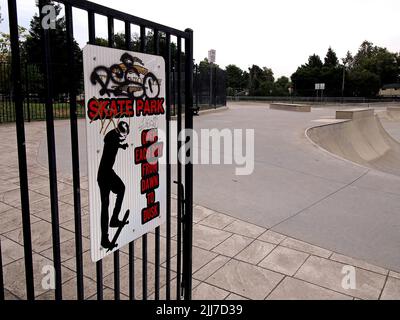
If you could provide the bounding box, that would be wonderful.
[208,49,216,64]
[379,83,400,97]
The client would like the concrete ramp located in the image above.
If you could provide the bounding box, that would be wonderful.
[307,110,400,176]
[378,107,400,121]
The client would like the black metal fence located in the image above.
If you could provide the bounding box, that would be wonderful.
[2,0,194,300]
[228,95,400,104]
[0,61,226,122]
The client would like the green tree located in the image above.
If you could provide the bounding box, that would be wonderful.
[324,47,339,67]
[291,54,323,96]
[23,2,83,96]
[248,65,274,96]
[321,47,342,96]
[272,76,291,96]
[225,64,246,95]
[344,41,400,96]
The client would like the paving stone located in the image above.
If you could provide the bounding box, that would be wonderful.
[267,277,352,300]
[212,234,252,257]
[33,202,78,224]
[3,253,75,299]
[199,212,236,229]
[380,277,400,300]
[36,276,98,300]
[193,255,230,281]
[207,259,284,300]
[225,293,248,300]
[60,191,89,207]
[150,279,201,300]
[121,233,177,264]
[0,236,24,266]
[87,287,129,300]
[0,207,40,234]
[330,253,388,276]
[167,246,218,273]
[0,181,19,194]
[103,260,175,299]
[192,224,232,250]
[388,271,400,280]
[224,220,265,239]
[280,237,332,258]
[4,289,20,300]
[235,240,275,265]
[0,201,13,213]
[258,230,286,244]
[41,237,91,263]
[159,219,178,238]
[34,182,73,198]
[64,249,129,281]
[1,189,47,208]
[259,246,309,276]
[193,205,214,223]
[5,220,75,253]
[193,282,230,300]
[295,256,386,300]
[60,214,90,239]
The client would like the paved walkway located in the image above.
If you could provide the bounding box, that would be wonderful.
[0,111,400,300]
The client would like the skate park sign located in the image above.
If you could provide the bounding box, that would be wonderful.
[83,45,166,262]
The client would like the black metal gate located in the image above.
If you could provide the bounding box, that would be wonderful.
[3,0,194,300]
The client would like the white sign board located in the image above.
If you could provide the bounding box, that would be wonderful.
[315,83,325,90]
[83,45,166,262]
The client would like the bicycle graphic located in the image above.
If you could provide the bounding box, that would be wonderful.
[90,52,161,99]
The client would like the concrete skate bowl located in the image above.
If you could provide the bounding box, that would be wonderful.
[307,111,400,176]
[377,106,400,121]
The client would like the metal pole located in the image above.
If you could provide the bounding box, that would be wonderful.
[8,0,35,300]
[65,3,84,300]
[209,63,212,106]
[183,28,194,300]
[140,25,148,301]
[164,32,172,301]
[342,64,346,103]
[39,0,62,300]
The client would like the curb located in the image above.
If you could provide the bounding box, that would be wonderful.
[170,106,229,120]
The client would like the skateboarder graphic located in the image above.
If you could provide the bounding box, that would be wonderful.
[97,121,130,251]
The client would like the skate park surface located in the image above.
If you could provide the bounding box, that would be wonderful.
[38,102,400,273]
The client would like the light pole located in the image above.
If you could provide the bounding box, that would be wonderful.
[341,62,347,102]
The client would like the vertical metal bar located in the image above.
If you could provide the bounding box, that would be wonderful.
[87,9,103,301]
[7,0,35,300]
[140,26,146,52]
[214,66,217,107]
[88,11,95,44]
[25,64,31,122]
[153,28,160,301]
[107,16,114,48]
[0,240,4,301]
[164,32,172,301]
[172,66,176,116]
[39,0,62,300]
[96,262,103,300]
[114,253,120,300]
[65,3,84,301]
[124,23,135,301]
[128,243,135,300]
[195,65,199,109]
[139,25,148,301]
[125,22,131,51]
[107,15,120,301]
[176,36,182,301]
[183,29,194,301]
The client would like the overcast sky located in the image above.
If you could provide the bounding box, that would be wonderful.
[1,0,399,78]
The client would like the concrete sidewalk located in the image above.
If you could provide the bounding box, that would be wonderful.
[0,120,399,300]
